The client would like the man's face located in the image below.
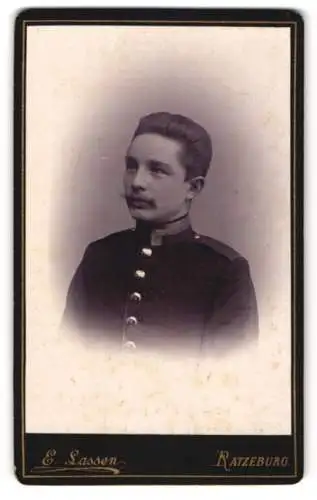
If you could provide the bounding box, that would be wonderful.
[124,133,193,224]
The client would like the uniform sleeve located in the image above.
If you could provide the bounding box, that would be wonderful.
[203,257,259,351]
[61,246,91,330]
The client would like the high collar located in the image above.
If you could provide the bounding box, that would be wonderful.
[135,215,194,246]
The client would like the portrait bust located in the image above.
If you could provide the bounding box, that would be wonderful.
[63,111,258,355]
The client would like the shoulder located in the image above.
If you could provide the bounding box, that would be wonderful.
[193,234,253,284]
[84,228,135,256]
[193,233,245,263]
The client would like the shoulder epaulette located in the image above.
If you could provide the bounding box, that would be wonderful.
[193,233,243,262]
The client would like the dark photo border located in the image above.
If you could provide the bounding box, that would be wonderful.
[14,8,304,485]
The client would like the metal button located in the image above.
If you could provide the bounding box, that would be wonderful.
[194,234,200,239]
[126,316,138,326]
[135,269,146,279]
[130,292,142,302]
[123,340,136,350]
[141,247,152,257]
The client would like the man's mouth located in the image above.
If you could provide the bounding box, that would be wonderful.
[126,196,154,209]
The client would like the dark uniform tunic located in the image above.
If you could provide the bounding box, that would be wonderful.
[63,222,258,355]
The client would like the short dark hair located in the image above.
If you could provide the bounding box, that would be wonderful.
[132,112,212,180]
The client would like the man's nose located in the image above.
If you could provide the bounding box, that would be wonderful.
[131,166,149,189]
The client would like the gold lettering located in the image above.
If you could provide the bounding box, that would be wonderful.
[64,451,120,468]
[42,449,56,466]
[249,456,256,466]
[216,450,230,471]
[213,453,288,470]
[65,449,79,465]
[78,456,87,466]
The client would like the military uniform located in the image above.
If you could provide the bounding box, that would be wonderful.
[63,220,258,355]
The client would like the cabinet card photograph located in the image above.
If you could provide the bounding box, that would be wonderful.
[14,8,303,484]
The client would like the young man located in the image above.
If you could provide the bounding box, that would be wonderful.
[63,112,258,355]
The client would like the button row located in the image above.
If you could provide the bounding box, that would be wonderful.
[122,247,153,351]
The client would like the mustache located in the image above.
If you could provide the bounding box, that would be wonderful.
[121,193,156,208]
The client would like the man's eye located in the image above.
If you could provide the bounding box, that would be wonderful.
[126,158,138,171]
[149,163,167,175]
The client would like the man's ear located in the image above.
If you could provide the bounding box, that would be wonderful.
[187,176,205,200]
